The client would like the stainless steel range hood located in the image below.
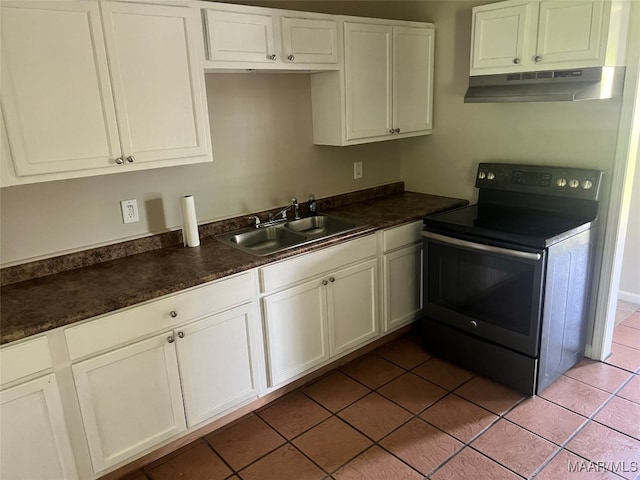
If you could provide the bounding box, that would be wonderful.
[464,66,625,103]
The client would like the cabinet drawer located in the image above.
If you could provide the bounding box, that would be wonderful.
[65,272,255,360]
[383,221,423,252]
[260,235,376,292]
[0,336,52,386]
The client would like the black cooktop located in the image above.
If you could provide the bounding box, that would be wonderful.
[423,203,596,249]
[423,163,604,249]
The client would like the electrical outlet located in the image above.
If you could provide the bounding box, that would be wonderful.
[120,199,139,224]
[354,161,363,179]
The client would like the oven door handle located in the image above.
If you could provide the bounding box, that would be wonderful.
[422,231,542,261]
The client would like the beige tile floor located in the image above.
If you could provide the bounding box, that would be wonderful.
[120,305,640,480]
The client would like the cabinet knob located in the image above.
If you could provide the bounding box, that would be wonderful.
[268,54,277,60]
[470,320,478,328]
[177,331,185,339]
[389,129,395,134]
[167,335,175,343]
[394,128,400,133]
[329,277,335,283]
[115,157,124,165]
[126,155,135,163]
[534,55,542,63]
[513,58,520,64]
[170,310,178,318]
[322,279,328,286]
[287,54,295,61]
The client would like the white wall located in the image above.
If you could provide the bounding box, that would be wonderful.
[619,144,640,303]
[0,73,401,266]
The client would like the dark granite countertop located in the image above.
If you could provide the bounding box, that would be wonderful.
[0,190,467,345]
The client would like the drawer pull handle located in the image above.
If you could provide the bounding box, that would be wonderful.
[177,331,185,339]
[322,279,328,286]
[170,311,178,318]
[167,335,175,343]
[329,277,335,283]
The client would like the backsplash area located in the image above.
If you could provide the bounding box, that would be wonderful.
[0,183,404,286]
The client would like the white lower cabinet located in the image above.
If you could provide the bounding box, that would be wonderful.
[72,333,186,472]
[328,259,378,354]
[261,235,378,387]
[1,375,79,480]
[263,278,329,387]
[176,304,262,427]
[382,221,424,332]
[65,272,262,474]
[0,337,78,480]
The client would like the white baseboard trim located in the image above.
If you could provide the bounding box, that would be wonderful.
[618,290,640,305]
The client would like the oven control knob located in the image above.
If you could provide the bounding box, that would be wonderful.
[569,179,580,188]
[486,172,496,180]
[581,179,593,190]
[478,171,486,180]
[556,177,567,187]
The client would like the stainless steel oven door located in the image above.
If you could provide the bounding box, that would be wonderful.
[422,231,545,357]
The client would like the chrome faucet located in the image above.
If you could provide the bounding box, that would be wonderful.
[269,198,299,221]
[258,198,300,227]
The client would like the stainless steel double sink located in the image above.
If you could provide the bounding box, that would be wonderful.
[215,214,367,256]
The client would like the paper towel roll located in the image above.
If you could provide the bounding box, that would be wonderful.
[180,195,200,247]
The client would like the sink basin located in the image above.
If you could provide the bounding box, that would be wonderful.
[224,227,306,254]
[283,215,359,239]
[215,214,367,256]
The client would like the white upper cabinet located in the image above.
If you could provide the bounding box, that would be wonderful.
[100,2,209,167]
[345,23,393,140]
[470,1,629,75]
[202,3,339,71]
[311,18,434,146]
[1,2,120,177]
[1,1,211,186]
[204,9,277,63]
[393,26,434,137]
[281,17,339,64]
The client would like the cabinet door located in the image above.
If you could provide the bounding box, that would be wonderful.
[535,1,604,65]
[205,9,277,63]
[384,244,423,332]
[72,333,186,472]
[101,2,209,165]
[176,304,261,427]
[263,279,329,387]
[0,1,120,175]
[329,259,378,355]
[470,2,535,73]
[0,375,78,480]
[281,17,338,64]
[344,22,393,140]
[393,26,434,134]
